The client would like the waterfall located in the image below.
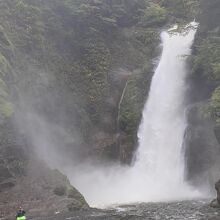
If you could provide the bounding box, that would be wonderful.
[68,22,203,207]
[131,21,199,199]
[135,22,199,181]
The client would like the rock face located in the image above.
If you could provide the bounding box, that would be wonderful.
[0,158,88,219]
[0,119,26,191]
[185,0,220,187]
[184,102,220,187]
[210,180,220,208]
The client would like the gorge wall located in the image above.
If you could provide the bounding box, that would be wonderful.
[184,0,220,189]
[0,0,220,217]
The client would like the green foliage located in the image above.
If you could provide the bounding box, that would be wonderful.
[67,186,85,204]
[209,87,220,126]
[140,3,167,27]
[0,26,12,47]
[0,0,44,53]
[191,0,220,147]
[0,79,13,118]
[135,29,159,47]
[192,37,220,88]
[0,79,8,97]
[119,63,153,138]
[0,52,13,118]
[63,37,111,123]
[161,0,200,21]
[0,98,13,118]
[212,63,220,79]
[53,185,66,196]
[0,53,10,77]
[0,0,203,162]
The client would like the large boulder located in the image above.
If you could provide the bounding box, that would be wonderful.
[215,180,220,205]
[211,179,220,208]
[0,158,89,219]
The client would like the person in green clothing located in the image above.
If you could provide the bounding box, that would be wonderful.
[16,207,26,220]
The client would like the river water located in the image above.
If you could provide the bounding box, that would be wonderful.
[32,200,220,220]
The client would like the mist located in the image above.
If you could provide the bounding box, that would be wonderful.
[1,1,220,219]
[64,22,209,207]
[9,19,214,209]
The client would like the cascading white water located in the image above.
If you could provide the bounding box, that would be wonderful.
[134,21,199,191]
[68,22,203,207]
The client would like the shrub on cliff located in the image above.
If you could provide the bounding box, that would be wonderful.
[139,3,167,27]
[209,87,220,143]
[192,37,220,90]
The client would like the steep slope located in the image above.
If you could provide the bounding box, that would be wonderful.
[0,0,165,217]
[0,0,163,167]
[184,0,220,187]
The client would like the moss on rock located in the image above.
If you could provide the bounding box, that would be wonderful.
[0,53,10,77]
[51,169,88,209]
[0,78,13,118]
[0,27,12,47]
[53,185,66,196]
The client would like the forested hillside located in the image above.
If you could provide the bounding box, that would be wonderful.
[1,0,220,218]
[184,0,220,186]
[0,0,200,163]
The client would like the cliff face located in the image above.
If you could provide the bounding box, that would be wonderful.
[0,0,163,217]
[0,0,164,169]
[184,0,220,186]
[0,0,201,164]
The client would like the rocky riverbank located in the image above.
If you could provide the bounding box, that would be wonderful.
[28,200,220,220]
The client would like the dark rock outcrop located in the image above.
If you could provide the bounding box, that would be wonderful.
[184,102,220,187]
[185,0,220,188]
[0,158,88,219]
[215,180,220,205]
[211,179,220,208]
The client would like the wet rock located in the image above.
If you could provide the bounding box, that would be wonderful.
[216,180,220,205]
[0,158,89,219]
[210,180,220,208]
[210,199,220,208]
[0,179,16,191]
[184,102,220,187]
[30,200,220,220]
[0,165,13,181]
[53,185,66,196]
[66,199,87,211]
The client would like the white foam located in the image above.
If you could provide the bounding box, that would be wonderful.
[67,22,204,207]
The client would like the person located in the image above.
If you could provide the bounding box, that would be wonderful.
[16,207,26,220]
